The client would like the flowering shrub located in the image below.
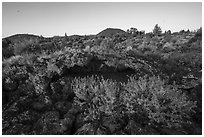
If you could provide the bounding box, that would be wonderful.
[71,75,197,134]
[72,76,119,121]
[122,76,197,128]
[72,76,130,134]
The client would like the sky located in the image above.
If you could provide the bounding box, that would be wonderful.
[2,2,202,38]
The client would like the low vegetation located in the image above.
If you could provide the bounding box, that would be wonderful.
[2,25,202,134]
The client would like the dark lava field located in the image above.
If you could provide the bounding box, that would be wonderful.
[2,27,202,134]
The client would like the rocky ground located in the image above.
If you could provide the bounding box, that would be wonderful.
[2,28,202,135]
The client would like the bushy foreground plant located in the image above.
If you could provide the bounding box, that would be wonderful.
[72,76,126,134]
[71,75,197,134]
[122,76,196,128]
[72,76,118,120]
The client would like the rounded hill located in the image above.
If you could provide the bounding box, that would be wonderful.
[97,28,127,37]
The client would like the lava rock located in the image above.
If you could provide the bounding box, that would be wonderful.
[75,123,95,135]
[5,102,19,114]
[2,77,21,105]
[2,92,9,105]
[3,123,32,135]
[17,110,40,125]
[3,77,19,92]
[16,82,35,96]
[50,80,63,95]
[116,64,127,72]
[95,127,108,135]
[14,96,33,112]
[124,120,154,135]
[50,80,64,102]
[32,95,52,111]
[33,111,61,134]
[67,107,80,115]
[102,117,121,134]
[54,101,72,114]
[50,77,75,102]
[61,83,75,101]
[113,130,127,135]
[61,112,76,134]
[57,119,72,134]
[99,64,109,73]
[74,113,86,131]
[159,128,186,135]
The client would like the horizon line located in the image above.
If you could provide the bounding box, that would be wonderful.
[2,26,202,39]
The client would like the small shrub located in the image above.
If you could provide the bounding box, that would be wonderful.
[72,76,118,120]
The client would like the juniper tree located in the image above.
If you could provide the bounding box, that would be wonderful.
[153,24,162,36]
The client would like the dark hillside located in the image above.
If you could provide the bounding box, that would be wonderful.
[97,28,127,37]
[5,34,40,43]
